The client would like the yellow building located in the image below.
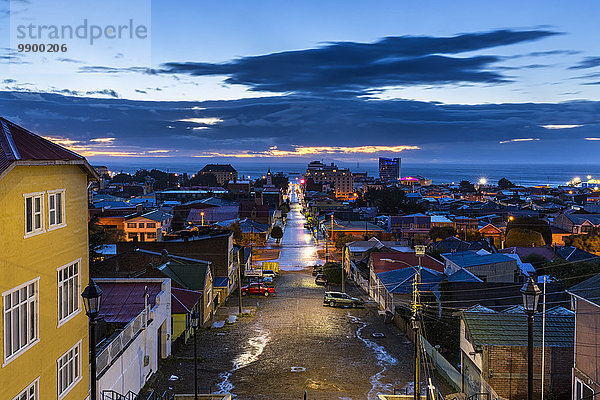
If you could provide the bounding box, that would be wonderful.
[0,118,98,400]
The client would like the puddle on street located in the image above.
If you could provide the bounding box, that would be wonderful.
[348,313,398,400]
[216,329,271,396]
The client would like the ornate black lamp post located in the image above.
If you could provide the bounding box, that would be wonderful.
[521,277,541,400]
[82,280,103,400]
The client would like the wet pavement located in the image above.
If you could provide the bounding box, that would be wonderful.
[151,192,446,399]
[271,191,322,269]
[155,271,416,399]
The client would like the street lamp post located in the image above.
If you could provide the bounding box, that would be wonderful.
[521,277,542,400]
[200,212,204,226]
[81,280,103,400]
[191,311,200,400]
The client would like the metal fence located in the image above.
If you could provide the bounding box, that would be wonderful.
[97,306,149,376]
[421,335,462,392]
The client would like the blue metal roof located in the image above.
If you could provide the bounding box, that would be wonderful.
[442,251,514,268]
[213,277,229,288]
[377,267,445,294]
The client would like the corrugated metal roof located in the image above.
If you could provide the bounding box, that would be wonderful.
[442,251,514,268]
[377,267,444,294]
[0,117,98,179]
[171,287,202,314]
[98,282,161,323]
[371,252,444,273]
[158,263,209,291]
[462,309,574,347]
[568,273,600,307]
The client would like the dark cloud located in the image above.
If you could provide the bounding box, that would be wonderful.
[135,89,147,94]
[85,89,119,98]
[77,29,559,96]
[56,57,85,64]
[160,29,559,96]
[1,90,599,164]
[569,56,600,70]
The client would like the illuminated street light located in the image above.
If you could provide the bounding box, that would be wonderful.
[200,211,204,226]
[478,178,487,185]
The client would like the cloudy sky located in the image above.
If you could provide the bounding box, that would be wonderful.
[1,0,600,167]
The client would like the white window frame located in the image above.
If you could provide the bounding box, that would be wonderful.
[57,341,82,399]
[23,192,45,238]
[47,189,66,230]
[57,259,81,327]
[2,277,40,366]
[12,377,39,400]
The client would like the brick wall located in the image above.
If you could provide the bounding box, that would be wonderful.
[485,345,572,399]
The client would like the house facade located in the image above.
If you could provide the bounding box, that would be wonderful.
[124,209,172,242]
[567,274,600,399]
[0,118,98,400]
[95,278,172,398]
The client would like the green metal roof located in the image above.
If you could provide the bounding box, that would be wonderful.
[157,263,209,291]
[462,309,574,348]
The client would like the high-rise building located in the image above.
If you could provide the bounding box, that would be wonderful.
[379,157,401,182]
[304,161,354,199]
[0,117,98,400]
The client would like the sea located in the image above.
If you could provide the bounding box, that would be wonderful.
[95,159,600,188]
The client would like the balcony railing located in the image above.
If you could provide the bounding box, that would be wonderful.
[96,306,150,377]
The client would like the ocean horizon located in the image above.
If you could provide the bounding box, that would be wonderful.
[92,159,600,188]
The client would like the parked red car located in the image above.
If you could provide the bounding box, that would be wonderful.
[241,283,275,297]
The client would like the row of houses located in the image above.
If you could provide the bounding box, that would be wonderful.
[343,234,600,399]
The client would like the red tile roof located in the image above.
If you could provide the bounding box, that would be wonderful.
[0,117,97,178]
[97,282,162,323]
[171,287,203,314]
[370,252,444,273]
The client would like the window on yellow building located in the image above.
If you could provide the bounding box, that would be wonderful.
[57,260,80,325]
[24,193,44,236]
[57,341,81,398]
[48,190,65,229]
[12,378,38,400]
[127,223,137,228]
[138,223,145,228]
[147,223,156,228]
[147,232,157,239]
[3,278,39,363]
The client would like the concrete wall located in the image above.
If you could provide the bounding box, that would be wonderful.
[97,278,172,398]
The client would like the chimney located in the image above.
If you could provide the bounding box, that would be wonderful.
[136,204,143,212]
[160,249,169,264]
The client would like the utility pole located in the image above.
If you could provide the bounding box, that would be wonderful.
[412,245,426,400]
[237,250,243,315]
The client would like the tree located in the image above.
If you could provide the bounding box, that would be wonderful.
[355,187,428,214]
[322,262,342,284]
[88,215,124,266]
[271,226,284,243]
[505,228,545,247]
[565,229,600,254]
[429,226,457,241]
[459,180,476,193]
[498,177,516,189]
[111,172,133,184]
[229,221,244,244]
[507,217,552,245]
[189,173,218,187]
[335,234,356,250]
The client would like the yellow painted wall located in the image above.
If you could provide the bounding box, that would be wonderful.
[0,164,90,400]
[172,314,187,340]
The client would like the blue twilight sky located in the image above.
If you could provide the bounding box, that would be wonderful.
[1,0,600,166]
